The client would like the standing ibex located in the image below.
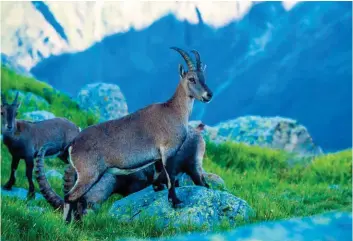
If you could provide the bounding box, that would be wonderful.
[63,47,212,222]
[1,92,80,198]
[36,123,209,216]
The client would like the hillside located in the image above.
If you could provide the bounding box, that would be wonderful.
[1,68,352,240]
[1,1,351,152]
[30,1,353,152]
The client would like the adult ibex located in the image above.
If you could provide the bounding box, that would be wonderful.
[1,92,80,198]
[36,124,209,216]
[63,47,213,223]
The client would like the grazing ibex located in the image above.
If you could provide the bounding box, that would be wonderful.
[36,124,208,219]
[63,47,213,223]
[1,92,80,198]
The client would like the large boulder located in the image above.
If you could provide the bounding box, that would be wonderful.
[22,110,55,121]
[7,90,49,111]
[77,83,128,122]
[190,116,323,156]
[110,186,250,230]
[146,212,352,241]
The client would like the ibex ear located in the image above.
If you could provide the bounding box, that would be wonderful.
[178,64,186,78]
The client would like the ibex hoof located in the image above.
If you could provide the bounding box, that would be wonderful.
[26,191,35,200]
[2,183,13,190]
[169,198,183,208]
[153,184,165,192]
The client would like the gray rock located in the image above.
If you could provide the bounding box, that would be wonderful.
[144,212,352,241]
[45,169,63,179]
[190,116,323,156]
[77,82,128,122]
[110,186,250,230]
[179,172,225,190]
[28,206,46,213]
[22,110,55,121]
[7,90,49,111]
[1,187,43,200]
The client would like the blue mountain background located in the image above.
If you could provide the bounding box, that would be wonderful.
[24,1,352,152]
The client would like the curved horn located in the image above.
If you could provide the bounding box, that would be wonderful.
[191,50,201,71]
[170,47,195,71]
[1,93,7,105]
[12,92,19,105]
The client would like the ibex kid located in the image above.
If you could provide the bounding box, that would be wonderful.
[1,92,80,198]
[63,47,213,223]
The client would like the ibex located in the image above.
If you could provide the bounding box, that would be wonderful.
[63,47,213,223]
[1,92,80,198]
[36,124,208,219]
[152,123,209,190]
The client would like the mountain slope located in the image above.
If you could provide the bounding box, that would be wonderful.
[30,2,352,151]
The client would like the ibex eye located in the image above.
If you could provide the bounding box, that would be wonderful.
[188,77,196,84]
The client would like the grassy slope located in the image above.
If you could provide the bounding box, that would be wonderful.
[1,67,98,128]
[1,68,352,241]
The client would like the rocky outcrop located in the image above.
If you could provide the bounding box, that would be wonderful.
[77,83,128,122]
[144,212,352,241]
[110,186,250,230]
[22,110,55,121]
[1,2,258,70]
[190,116,323,156]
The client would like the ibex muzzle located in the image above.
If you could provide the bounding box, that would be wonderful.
[63,47,212,223]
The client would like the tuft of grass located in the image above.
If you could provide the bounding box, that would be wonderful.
[1,68,352,240]
[203,141,352,224]
[2,141,351,241]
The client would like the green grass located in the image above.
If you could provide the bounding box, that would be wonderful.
[1,68,352,240]
[1,67,98,128]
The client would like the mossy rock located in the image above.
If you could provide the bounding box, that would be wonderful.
[110,186,251,230]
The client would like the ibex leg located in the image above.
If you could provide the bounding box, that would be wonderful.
[187,161,209,188]
[25,156,35,199]
[3,157,20,190]
[160,148,182,208]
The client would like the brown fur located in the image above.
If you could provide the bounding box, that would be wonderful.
[63,48,212,223]
[36,126,208,217]
[1,93,80,197]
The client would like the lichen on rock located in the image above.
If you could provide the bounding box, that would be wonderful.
[110,186,251,230]
[77,82,128,122]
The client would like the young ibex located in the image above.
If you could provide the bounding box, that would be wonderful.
[63,47,213,222]
[1,92,80,198]
[152,123,209,191]
[36,124,208,219]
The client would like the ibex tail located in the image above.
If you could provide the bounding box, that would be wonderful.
[35,144,76,211]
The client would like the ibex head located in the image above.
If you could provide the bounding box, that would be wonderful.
[1,92,21,133]
[171,47,213,103]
